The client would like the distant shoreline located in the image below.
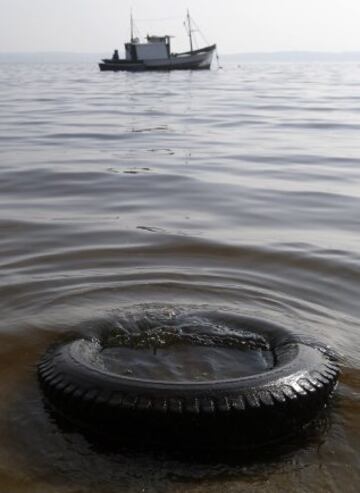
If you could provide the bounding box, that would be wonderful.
[1,51,360,63]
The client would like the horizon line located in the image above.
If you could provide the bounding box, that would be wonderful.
[1,49,360,55]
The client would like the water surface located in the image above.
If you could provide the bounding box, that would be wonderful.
[0,61,359,492]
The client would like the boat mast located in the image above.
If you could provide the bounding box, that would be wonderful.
[130,9,134,42]
[187,9,194,53]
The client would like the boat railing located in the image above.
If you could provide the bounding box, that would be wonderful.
[174,44,216,57]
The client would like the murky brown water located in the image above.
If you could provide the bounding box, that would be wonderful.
[0,61,360,492]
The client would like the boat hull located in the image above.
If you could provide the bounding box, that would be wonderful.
[99,45,216,72]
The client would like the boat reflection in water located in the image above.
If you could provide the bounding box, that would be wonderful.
[99,10,217,72]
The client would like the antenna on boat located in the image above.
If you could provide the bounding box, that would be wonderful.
[186,9,194,53]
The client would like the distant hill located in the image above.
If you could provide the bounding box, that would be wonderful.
[222,51,360,62]
[0,52,107,63]
[1,51,360,64]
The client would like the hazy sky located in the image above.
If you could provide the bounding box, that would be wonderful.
[1,0,360,54]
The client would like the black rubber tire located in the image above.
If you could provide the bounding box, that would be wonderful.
[38,316,340,449]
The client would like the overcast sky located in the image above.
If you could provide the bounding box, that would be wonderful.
[1,0,360,54]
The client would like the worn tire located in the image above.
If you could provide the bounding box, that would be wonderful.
[38,317,340,449]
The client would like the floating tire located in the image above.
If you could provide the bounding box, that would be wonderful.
[38,314,340,449]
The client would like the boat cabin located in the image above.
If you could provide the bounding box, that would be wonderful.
[125,35,171,61]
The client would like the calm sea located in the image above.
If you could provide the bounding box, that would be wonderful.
[0,61,359,492]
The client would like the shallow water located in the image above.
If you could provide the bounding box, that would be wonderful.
[0,61,359,492]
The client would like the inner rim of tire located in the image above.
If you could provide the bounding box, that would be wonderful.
[88,322,275,382]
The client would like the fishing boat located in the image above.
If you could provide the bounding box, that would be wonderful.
[99,11,216,72]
